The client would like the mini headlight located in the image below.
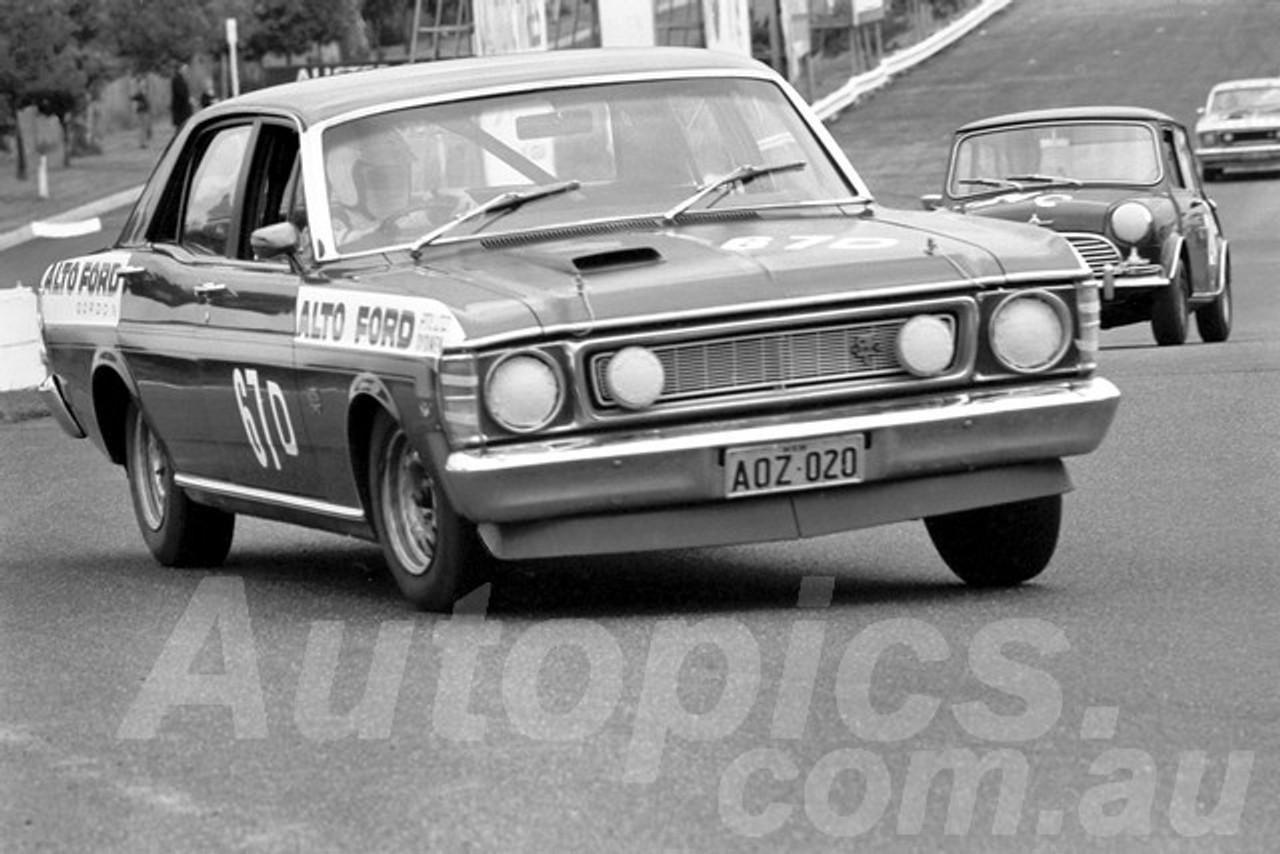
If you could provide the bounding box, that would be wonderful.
[606,346,665,410]
[1110,202,1153,244]
[896,314,955,377]
[990,291,1070,373]
[484,351,562,432]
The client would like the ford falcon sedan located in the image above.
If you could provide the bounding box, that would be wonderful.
[926,107,1232,347]
[1194,77,1280,181]
[38,49,1119,610]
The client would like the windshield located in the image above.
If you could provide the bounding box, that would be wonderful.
[1208,84,1280,116]
[948,122,1161,198]
[317,77,855,255]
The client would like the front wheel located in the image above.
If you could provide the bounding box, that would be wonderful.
[924,494,1062,587]
[125,402,234,566]
[1151,262,1190,346]
[1195,261,1233,343]
[367,412,490,611]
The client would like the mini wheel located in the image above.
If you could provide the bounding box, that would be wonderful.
[925,494,1062,587]
[1151,262,1190,346]
[367,411,489,610]
[125,402,234,567]
[1195,256,1232,343]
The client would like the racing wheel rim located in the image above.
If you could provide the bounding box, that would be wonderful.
[380,428,439,576]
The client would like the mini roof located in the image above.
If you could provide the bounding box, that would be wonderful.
[199,48,771,129]
[956,106,1179,134]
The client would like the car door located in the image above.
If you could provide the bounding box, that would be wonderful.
[191,120,330,500]
[117,121,255,480]
[1160,124,1219,296]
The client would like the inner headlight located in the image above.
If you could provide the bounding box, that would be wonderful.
[990,291,1070,373]
[896,314,955,377]
[484,351,562,432]
[606,346,665,410]
[1110,202,1153,244]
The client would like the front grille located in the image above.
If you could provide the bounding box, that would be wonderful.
[590,318,910,408]
[1064,233,1122,275]
[1225,129,1279,145]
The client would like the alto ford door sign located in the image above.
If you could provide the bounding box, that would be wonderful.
[295,286,465,358]
[39,251,132,327]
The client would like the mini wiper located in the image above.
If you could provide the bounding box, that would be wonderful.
[662,160,807,222]
[957,177,1021,189]
[1004,173,1084,187]
[410,179,581,255]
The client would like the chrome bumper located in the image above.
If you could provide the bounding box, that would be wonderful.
[445,377,1120,525]
[1197,144,1280,166]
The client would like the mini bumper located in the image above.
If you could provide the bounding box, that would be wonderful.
[444,377,1120,525]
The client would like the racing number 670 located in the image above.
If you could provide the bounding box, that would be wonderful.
[233,367,298,470]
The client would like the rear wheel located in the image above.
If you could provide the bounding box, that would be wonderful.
[367,411,489,611]
[125,402,234,566]
[925,494,1062,587]
[1151,262,1190,346]
[1195,259,1233,343]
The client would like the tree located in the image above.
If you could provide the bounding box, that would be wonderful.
[0,0,89,178]
[245,0,349,60]
[100,0,214,74]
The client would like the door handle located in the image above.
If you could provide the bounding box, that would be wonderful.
[194,282,228,301]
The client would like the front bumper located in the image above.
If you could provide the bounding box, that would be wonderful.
[1196,143,1280,168]
[445,376,1120,526]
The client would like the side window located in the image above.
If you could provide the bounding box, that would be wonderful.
[1172,127,1200,191]
[242,123,301,259]
[182,125,252,256]
[1161,129,1186,189]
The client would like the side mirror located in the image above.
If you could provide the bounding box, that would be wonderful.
[920,193,943,211]
[251,221,300,259]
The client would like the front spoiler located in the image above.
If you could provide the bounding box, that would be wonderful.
[445,376,1120,527]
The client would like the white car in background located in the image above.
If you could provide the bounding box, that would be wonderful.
[1194,77,1280,181]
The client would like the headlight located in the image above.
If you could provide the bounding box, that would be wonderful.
[1109,202,1153,244]
[989,291,1070,374]
[1199,132,1217,147]
[606,346,665,410]
[896,314,955,377]
[484,351,562,432]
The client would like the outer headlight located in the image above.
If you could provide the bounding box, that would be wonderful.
[606,346,665,410]
[989,291,1071,374]
[1199,132,1218,147]
[484,351,563,432]
[1110,202,1153,244]
[896,314,955,377]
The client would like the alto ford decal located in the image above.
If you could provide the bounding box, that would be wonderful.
[38,251,132,327]
[295,286,465,357]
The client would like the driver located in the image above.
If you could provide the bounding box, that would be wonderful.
[327,129,430,251]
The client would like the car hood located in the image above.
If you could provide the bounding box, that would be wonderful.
[1196,112,1280,133]
[343,208,1084,343]
[957,186,1168,234]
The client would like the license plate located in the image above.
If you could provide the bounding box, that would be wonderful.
[724,433,866,498]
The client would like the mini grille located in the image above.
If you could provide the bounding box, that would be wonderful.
[1065,233,1122,275]
[591,319,908,407]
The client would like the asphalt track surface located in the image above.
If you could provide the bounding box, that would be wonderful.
[3,1,1279,850]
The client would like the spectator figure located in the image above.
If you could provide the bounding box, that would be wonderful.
[200,82,217,110]
[130,76,152,148]
[170,63,193,131]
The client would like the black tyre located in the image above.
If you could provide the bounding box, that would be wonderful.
[1195,258,1233,343]
[1151,262,1190,346]
[925,494,1062,587]
[125,402,234,567]
[367,411,489,611]
[1201,166,1222,182]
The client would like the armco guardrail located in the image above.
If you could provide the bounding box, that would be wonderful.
[812,0,1013,121]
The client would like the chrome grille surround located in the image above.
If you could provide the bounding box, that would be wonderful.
[583,297,978,417]
[1063,232,1123,276]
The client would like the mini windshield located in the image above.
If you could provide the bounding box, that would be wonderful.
[948,122,1161,198]
[318,77,855,255]
[1208,84,1280,116]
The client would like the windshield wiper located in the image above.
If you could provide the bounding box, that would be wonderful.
[662,160,807,222]
[410,179,580,255]
[958,177,1021,190]
[1004,173,1083,187]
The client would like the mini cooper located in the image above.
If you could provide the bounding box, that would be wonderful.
[38,49,1118,610]
[1194,77,1280,181]
[926,107,1232,347]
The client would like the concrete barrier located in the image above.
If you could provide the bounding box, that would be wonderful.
[0,287,47,392]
